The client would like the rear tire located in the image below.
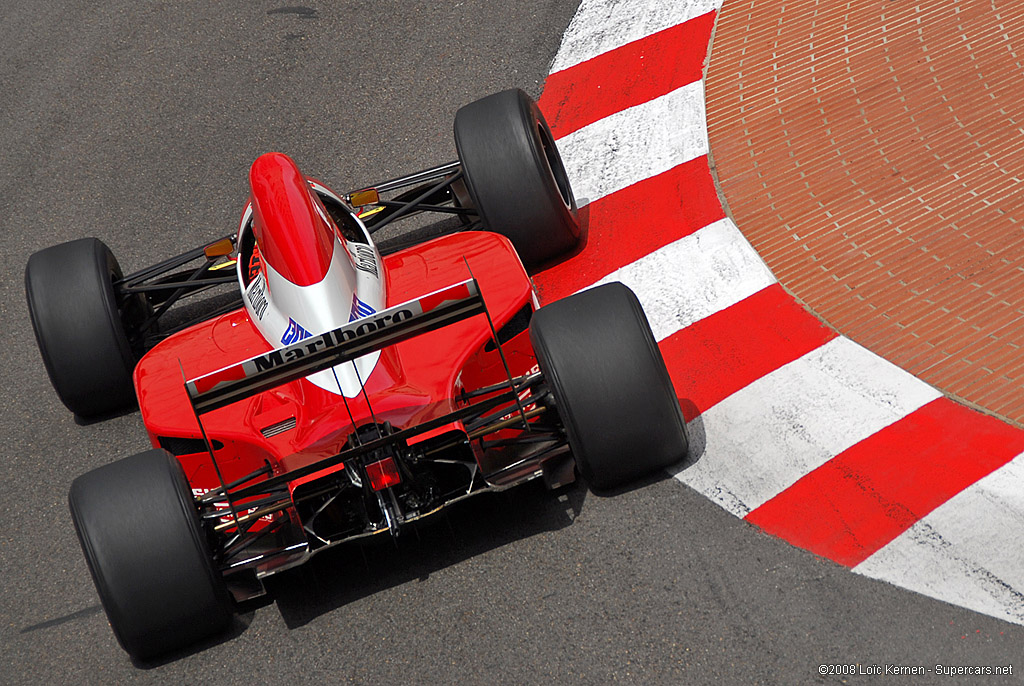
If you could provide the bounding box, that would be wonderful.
[529,283,689,490]
[68,449,233,660]
[25,238,141,417]
[454,88,580,271]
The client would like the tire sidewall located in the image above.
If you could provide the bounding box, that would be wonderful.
[25,238,138,417]
[68,450,232,660]
[530,283,688,490]
[455,89,580,269]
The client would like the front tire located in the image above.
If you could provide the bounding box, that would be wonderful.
[68,449,233,660]
[454,88,580,271]
[25,238,141,417]
[529,283,689,490]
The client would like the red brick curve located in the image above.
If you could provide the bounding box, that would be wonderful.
[706,0,1024,425]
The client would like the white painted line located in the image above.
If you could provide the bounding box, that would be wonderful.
[558,81,709,206]
[854,454,1024,625]
[672,336,943,517]
[550,0,723,73]
[584,217,776,341]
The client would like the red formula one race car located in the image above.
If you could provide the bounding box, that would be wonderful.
[25,90,689,660]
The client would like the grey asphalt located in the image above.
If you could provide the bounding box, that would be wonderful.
[1,2,1020,684]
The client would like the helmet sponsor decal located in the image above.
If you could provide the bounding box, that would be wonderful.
[281,318,312,346]
[246,272,269,321]
[349,243,379,278]
[350,293,377,322]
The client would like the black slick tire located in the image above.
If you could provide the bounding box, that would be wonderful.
[454,88,580,270]
[68,449,233,660]
[25,237,139,417]
[529,283,689,490]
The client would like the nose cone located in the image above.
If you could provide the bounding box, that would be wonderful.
[249,152,335,287]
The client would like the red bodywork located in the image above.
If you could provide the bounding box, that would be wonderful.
[249,152,335,287]
[134,231,537,498]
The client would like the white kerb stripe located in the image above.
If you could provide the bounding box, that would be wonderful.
[558,81,708,207]
[672,336,943,517]
[583,218,776,342]
[550,0,723,73]
[854,454,1024,626]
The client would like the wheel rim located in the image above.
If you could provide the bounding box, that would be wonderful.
[536,120,574,211]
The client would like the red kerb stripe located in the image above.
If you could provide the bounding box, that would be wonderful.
[533,157,724,303]
[658,284,838,420]
[746,398,1024,567]
[539,11,718,138]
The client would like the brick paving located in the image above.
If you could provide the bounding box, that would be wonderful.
[706,0,1024,425]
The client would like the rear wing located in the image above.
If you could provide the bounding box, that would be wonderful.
[186,278,484,414]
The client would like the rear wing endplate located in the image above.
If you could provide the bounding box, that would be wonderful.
[186,278,484,414]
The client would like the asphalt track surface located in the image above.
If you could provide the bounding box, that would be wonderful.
[0,2,1020,684]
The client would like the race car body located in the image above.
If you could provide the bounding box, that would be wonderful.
[136,152,550,581]
[26,89,689,661]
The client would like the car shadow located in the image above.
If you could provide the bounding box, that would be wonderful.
[263,400,703,631]
[132,615,255,669]
[73,405,139,426]
[134,402,703,664]
[262,477,589,630]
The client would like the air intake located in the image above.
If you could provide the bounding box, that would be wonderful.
[260,417,297,438]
